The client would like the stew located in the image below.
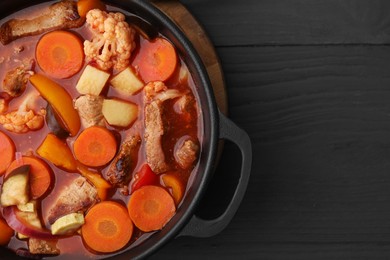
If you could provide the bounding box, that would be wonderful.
[0,0,202,258]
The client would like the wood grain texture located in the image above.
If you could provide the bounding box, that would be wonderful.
[150,46,390,259]
[181,0,390,46]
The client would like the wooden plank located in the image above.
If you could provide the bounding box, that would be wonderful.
[181,0,390,45]
[151,45,390,258]
[214,45,390,139]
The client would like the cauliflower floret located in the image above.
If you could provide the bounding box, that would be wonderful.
[0,93,45,134]
[0,99,8,114]
[84,9,136,71]
[144,81,182,103]
[0,92,11,114]
[144,81,167,101]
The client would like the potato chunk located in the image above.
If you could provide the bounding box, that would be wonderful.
[102,99,138,127]
[51,212,85,235]
[76,65,110,95]
[17,201,36,213]
[110,67,144,95]
[0,165,30,207]
[17,233,29,240]
[16,203,42,239]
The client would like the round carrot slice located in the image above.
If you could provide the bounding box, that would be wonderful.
[127,185,176,232]
[36,30,84,79]
[73,126,117,167]
[0,131,15,176]
[6,156,53,199]
[82,201,133,253]
[136,38,177,83]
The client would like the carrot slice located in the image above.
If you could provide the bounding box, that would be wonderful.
[0,217,14,245]
[77,0,106,18]
[135,37,177,83]
[36,30,84,79]
[0,131,15,176]
[6,156,53,199]
[74,126,117,167]
[127,185,176,232]
[82,201,133,253]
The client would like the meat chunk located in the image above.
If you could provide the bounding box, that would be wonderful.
[175,139,199,169]
[106,135,141,186]
[0,0,83,45]
[47,177,98,224]
[144,81,184,174]
[28,239,59,255]
[74,95,105,128]
[144,82,169,174]
[174,94,195,114]
[3,60,34,97]
[144,100,169,174]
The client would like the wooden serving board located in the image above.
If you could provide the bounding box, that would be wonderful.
[151,0,228,116]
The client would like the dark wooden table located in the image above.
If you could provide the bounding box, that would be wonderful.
[151,0,390,259]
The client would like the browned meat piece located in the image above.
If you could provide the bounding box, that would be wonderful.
[74,95,105,128]
[47,177,98,224]
[144,81,184,174]
[174,94,195,114]
[3,60,34,97]
[0,0,83,45]
[175,139,199,169]
[144,100,168,174]
[105,135,141,186]
[28,239,59,255]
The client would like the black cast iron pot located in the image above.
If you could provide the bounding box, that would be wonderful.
[0,0,252,259]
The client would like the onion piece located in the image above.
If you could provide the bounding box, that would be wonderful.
[15,152,23,166]
[3,206,58,240]
[154,89,182,102]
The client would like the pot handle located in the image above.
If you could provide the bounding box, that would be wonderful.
[178,111,252,237]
